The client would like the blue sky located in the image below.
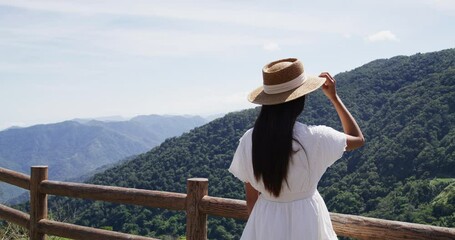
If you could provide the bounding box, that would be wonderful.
[0,0,454,130]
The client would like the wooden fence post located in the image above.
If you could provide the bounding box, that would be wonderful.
[186,178,208,240]
[30,166,48,240]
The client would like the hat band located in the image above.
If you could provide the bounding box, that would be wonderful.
[263,73,306,94]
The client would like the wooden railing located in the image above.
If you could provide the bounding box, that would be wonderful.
[0,166,454,240]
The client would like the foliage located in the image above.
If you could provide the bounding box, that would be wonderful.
[0,220,71,240]
[24,49,455,239]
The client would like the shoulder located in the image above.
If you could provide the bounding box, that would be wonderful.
[238,128,253,145]
[308,125,347,150]
[242,128,253,139]
[295,123,345,141]
[293,122,312,138]
[308,125,339,136]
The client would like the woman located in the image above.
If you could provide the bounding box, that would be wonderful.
[229,58,364,240]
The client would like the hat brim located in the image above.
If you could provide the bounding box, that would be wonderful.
[248,75,325,105]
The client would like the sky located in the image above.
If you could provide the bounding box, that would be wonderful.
[0,0,454,130]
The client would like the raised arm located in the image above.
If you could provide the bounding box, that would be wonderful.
[319,72,365,151]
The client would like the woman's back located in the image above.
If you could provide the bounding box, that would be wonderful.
[230,122,346,201]
[229,57,364,239]
[229,122,346,239]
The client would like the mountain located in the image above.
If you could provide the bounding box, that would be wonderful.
[72,115,129,123]
[45,49,454,239]
[0,115,206,202]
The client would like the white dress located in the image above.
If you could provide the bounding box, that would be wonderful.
[229,122,346,240]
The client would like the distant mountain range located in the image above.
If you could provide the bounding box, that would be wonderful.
[46,49,454,239]
[0,114,206,202]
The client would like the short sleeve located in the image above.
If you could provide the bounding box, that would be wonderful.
[228,131,251,183]
[311,125,347,168]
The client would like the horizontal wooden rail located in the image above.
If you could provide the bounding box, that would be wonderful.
[200,196,248,220]
[0,167,30,190]
[0,203,30,228]
[37,219,158,240]
[1,166,455,240]
[330,213,455,240]
[40,180,187,211]
[200,195,455,240]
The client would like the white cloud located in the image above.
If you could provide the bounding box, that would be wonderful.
[222,92,249,105]
[263,42,280,51]
[158,89,254,116]
[366,30,399,42]
[342,33,352,39]
[0,21,314,58]
[85,29,295,57]
[424,0,455,11]
[0,0,354,34]
[1,0,453,127]
[0,0,334,58]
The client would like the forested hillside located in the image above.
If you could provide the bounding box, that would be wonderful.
[45,49,454,239]
[0,115,205,202]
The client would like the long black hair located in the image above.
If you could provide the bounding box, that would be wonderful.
[252,95,305,197]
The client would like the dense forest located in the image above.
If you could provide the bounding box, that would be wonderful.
[16,49,455,239]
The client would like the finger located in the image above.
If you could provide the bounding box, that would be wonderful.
[324,77,335,85]
[323,72,336,83]
[319,72,329,78]
[324,78,332,86]
[330,75,336,84]
[319,72,334,81]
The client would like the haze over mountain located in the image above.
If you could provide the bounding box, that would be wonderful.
[0,114,206,202]
[8,49,454,239]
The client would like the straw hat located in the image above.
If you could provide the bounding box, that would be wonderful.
[248,58,325,105]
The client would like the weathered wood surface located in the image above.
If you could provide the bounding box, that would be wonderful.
[0,203,30,228]
[198,196,455,240]
[200,195,248,220]
[330,212,455,240]
[186,178,208,240]
[0,167,30,190]
[37,219,158,240]
[1,166,455,240]
[30,166,48,240]
[40,179,187,210]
